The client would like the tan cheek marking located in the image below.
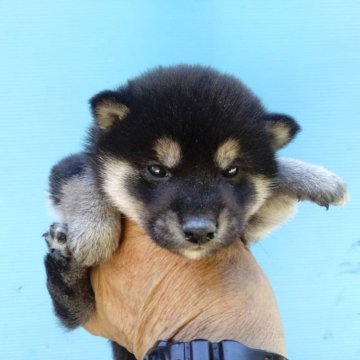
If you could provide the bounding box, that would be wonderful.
[214,139,241,169]
[153,137,182,168]
[101,157,145,224]
[245,175,273,220]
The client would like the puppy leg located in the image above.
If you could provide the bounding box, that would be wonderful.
[44,224,136,358]
[243,157,348,244]
[276,157,348,207]
[43,223,95,328]
[49,153,121,266]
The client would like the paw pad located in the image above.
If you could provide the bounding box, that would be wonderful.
[43,223,70,258]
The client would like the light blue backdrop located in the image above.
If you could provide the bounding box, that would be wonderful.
[0,1,359,359]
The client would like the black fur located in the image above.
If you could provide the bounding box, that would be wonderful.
[88,65,280,176]
[86,65,299,258]
[111,342,137,360]
[44,253,95,329]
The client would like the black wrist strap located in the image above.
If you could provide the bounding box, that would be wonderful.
[144,339,287,360]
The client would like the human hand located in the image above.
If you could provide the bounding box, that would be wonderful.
[84,219,286,359]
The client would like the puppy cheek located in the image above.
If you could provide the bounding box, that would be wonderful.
[148,211,184,251]
[219,210,244,245]
[245,175,273,218]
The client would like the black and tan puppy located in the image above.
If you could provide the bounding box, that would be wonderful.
[44,65,347,358]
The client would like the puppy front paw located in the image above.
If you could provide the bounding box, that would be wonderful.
[297,166,348,209]
[277,158,349,209]
[43,223,70,259]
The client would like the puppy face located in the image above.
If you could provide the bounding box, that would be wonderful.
[88,65,299,259]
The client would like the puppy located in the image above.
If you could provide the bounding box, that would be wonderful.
[47,65,347,264]
[44,65,347,359]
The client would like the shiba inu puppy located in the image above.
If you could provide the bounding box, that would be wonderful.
[47,65,346,265]
[44,65,347,358]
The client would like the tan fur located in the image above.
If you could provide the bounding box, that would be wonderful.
[85,219,286,359]
[244,194,298,244]
[95,101,129,131]
[267,123,291,149]
[101,157,145,225]
[246,175,273,220]
[214,139,240,169]
[153,137,182,168]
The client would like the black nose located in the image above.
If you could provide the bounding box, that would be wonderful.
[182,218,217,245]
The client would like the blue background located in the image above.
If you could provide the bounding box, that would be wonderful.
[0,1,359,359]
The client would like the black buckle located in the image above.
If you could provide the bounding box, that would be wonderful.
[144,339,287,360]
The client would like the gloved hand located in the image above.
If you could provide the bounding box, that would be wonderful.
[84,219,286,359]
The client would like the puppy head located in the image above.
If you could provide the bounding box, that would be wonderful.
[88,65,300,259]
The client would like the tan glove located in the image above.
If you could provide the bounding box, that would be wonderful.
[84,219,286,359]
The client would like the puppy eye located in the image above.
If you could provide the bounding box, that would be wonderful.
[222,166,239,178]
[147,164,169,178]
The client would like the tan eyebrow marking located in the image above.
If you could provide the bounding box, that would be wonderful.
[214,139,241,169]
[153,137,182,168]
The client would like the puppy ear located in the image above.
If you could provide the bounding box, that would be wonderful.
[90,90,130,131]
[264,113,300,150]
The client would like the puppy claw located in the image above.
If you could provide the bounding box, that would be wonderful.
[309,180,348,209]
